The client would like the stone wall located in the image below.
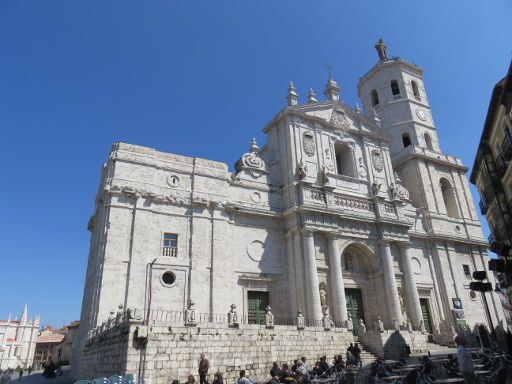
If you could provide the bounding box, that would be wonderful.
[359,330,429,359]
[74,321,354,384]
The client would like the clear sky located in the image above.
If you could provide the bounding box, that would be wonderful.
[0,1,511,327]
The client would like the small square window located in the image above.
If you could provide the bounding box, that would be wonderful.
[462,264,471,279]
[162,233,178,257]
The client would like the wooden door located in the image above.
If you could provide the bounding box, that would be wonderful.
[247,291,269,325]
[345,288,364,333]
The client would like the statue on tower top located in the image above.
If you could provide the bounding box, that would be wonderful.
[375,38,388,61]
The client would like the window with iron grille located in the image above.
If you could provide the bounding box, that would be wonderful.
[463,264,471,279]
[162,233,178,257]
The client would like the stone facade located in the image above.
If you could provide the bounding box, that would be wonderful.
[0,305,39,370]
[74,315,354,384]
[73,41,506,381]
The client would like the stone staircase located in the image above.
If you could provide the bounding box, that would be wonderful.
[354,336,379,366]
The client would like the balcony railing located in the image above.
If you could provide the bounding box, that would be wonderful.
[479,198,488,215]
[162,246,177,257]
[502,129,512,161]
[495,154,508,178]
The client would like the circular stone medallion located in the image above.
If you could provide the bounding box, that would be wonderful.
[247,240,265,262]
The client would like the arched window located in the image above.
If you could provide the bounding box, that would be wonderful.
[391,80,401,97]
[334,142,356,177]
[371,89,379,107]
[411,81,421,101]
[402,133,412,148]
[440,178,459,218]
[424,133,434,151]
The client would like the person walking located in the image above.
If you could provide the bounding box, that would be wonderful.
[27,367,32,377]
[198,353,210,384]
[353,343,362,368]
[455,335,475,384]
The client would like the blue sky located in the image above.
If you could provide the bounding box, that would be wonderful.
[0,1,511,327]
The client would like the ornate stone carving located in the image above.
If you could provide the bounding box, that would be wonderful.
[296,309,305,330]
[185,301,197,326]
[371,150,384,172]
[227,304,239,328]
[265,306,274,329]
[303,132,315,156]
[407,319,413,332]
[324,149,335,172]
[358,158,367,178]
[371,177,382,196]
[320,166,330,186]
[394,172,410,200]
[235,138,267,178]
[297,158,307,180]
[330,109,350,133]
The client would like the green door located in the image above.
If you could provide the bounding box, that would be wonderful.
[247,291,269,325]
[420,298,433,334]
[345,288,364,333]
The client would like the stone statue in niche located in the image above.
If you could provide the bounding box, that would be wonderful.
[345,253,354,271]
[358,158,367,178]
[297,158,307,180]
[389,182,400,200]
[420,319,426,333]
[325,149,334,172]
[319,287,328,307]
[407,319,413,332]
[393,318,400,331]
[265,306,274,329]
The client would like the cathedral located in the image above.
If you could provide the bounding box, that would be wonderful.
[75,40,505,368]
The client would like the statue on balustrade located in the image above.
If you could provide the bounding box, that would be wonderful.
[265,306,274,329]
[228,304,239,328]
[185,300,197,326]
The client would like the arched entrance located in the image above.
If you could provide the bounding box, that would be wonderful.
[340,242,384,332]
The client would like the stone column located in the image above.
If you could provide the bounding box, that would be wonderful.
[285,231,298,317]
[400,245,423,328]
[326,234,348,324]
[380,241,403,326]
[302,229,323,322]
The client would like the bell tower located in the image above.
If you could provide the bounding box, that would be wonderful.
[357,39,480,222]
[358,39,441,157]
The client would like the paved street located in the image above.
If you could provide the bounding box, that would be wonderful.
[8,367,73,384]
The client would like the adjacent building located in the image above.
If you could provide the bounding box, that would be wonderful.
[34,326,65,368]
[0,305,39,370]
[73,40,506,379]
[470,60,512,304]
